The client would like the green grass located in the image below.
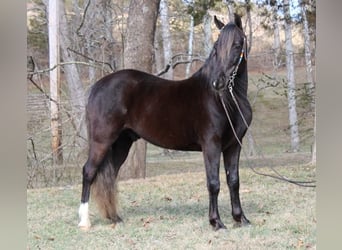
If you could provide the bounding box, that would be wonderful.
[27,164,316,249]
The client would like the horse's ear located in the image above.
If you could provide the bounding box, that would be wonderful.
[214,15,225,30]
[234,13,243,31]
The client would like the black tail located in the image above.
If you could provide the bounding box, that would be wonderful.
[91,148,121,223]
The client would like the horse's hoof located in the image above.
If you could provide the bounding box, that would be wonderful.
[78,221,91,231]
[111,215,123,224]
[214,223,227,231]
[233,215,251,228]
[78,225,91,231]
[241,216,251,226]
[210,219,227,231]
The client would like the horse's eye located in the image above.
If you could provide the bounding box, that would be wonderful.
[234,43,242,49]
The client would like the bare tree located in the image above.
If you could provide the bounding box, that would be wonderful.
[283,0,300,152]
[119,0,161,180]
[300,0,316,164]
[48,0,63,165]
[187,0,217,69]
[224,0,235,21]
[59,1,88,148]
[78,0,117,83]
[159,0,175,157]
[242,0,256,156]
[203,13,213,57]
[244,0,253,54]
[160,0,173,80]
[271,0,281,73]
[185,15,195,78]
[256,0,281,72]
[300,0,315,106]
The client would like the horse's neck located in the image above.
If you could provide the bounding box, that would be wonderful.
[236,74,248,96]
[191,63,217,86]
[234,61,249,96]
[189,61,249,97]
[190,67,213,89]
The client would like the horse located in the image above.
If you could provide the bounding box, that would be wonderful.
[78,14,252,231]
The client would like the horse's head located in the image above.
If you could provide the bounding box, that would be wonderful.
[210,14,247,91]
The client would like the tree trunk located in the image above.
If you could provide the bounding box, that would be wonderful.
[284,0,300,152]
[301,0,315,107]
[48,0,63,166]
[225,0,235,22]
[83,0,116,81]
[203,13,213,58]
[245,0,253,54]
[272,2,281,72]
[300,0,316,164]
[119,0,160,180]
[160,0,173,80]
[159,0,174,157]
[59,1,88,148]
[243,0,256,156]
[185,15,194,78]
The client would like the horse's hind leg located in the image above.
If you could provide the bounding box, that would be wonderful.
[110,130,138,178]
[78,141,111,229]
[223,145,250,226]
[92,130,137,224]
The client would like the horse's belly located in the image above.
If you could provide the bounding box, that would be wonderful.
[127,116,201,151]
[124,83,205,151]
[146,137,201,151]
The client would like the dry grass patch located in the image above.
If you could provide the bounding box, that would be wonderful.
[28,165,316,249]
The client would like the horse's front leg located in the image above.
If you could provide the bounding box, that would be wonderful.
[223,145,250,226]
[203,142,226,230]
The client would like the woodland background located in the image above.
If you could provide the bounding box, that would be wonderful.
[26,0,316,188]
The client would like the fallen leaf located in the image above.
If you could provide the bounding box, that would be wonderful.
[164,196,172,201]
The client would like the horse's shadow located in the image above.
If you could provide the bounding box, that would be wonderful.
[91,196,259,229]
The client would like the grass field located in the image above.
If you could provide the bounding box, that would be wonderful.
[27,66,316,248]
[27,162,316,249]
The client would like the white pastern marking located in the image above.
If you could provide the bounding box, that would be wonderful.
[78,203,91,229]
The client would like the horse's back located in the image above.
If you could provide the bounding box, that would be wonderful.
[88,69,151,109]
[86,69,208,150]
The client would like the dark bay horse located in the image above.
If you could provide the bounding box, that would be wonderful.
[78,14,252,231]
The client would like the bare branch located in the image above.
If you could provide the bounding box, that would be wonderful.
[76,0,92,37]
[28,62,84,138]
[28,137,38,162]
[156,53,205,76]
[28,61,112,76]
[27,58,58,105]
[67,47,114,72]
